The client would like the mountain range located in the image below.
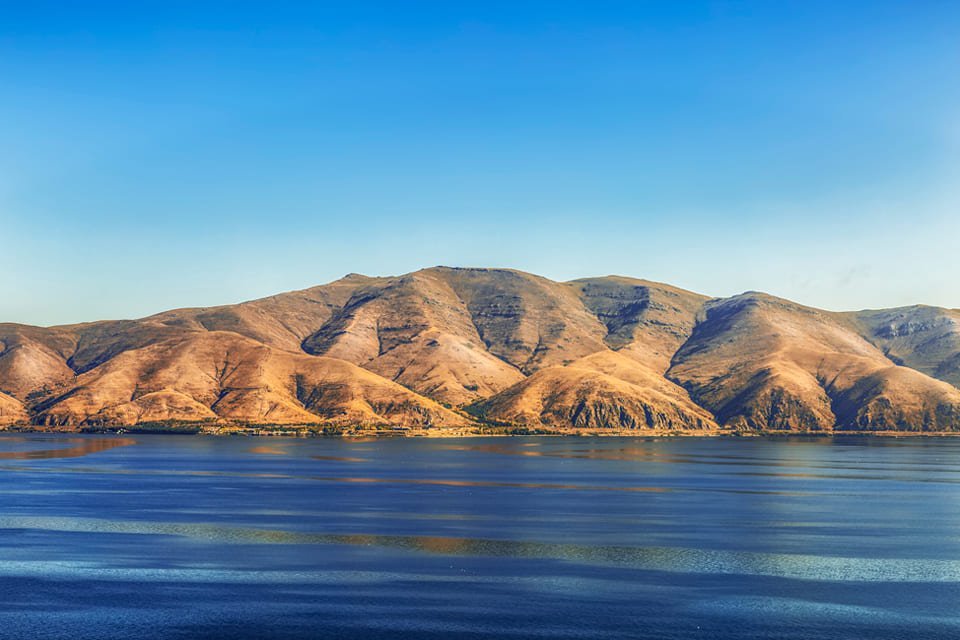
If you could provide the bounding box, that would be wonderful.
[2,267,959,434]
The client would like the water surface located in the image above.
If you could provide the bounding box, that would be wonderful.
[2,434,959,639]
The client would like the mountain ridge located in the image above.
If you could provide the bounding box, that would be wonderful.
[2,266,959,434]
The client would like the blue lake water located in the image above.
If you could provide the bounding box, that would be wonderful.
[2,434,960,639]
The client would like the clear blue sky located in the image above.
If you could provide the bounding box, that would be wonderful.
[2,1,958,325]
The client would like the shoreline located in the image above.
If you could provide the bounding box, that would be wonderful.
[4,425,960,439]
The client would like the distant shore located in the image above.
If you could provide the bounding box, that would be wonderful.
[4,425,960,438]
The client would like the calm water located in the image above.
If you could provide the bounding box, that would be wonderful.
[2,434,960,639]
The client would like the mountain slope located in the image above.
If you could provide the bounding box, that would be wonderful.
[568,276,708,372]
[431,267,610,373]
[0,324,77,400]
[0,391,27,426]
[2,267,960,433]
[148,274,376,352]
[302,270,525,405]
[34,331,466,428]
[668,294,960,431]
[850,306,960,389]
[474,351,716,430]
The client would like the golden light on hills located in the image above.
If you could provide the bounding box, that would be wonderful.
[2,267,960,433]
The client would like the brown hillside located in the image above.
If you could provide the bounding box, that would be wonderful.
[148,273,377,351]
[850,306,960,389]
[0,324,77,400]
[475,351,716,430]
[568,276,708,372]
[302,270,525,405]
[668,293,960,431]
[2,268,960,432]
[431,267,610,372]
[0,391,27,425]
[33,331,467,428]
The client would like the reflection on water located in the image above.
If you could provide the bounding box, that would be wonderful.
[249,445,289,455]
[307,475,672,492]
[440,442,960,478]
[0,437,135,460]
[0,462,816,495]
[2,434,960,639]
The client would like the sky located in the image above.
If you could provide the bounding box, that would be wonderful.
[2,1,959,326]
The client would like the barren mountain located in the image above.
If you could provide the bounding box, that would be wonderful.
[0,391,27,426]
[473,351,716,430]
[2,267,960,433]
[850,306,960,389]
[431,267,610,372]
[302,269,526,405]
[148,273,376,352]
[668,294,960,431]
[0,323,77,399]
[568,276,708,372]
[33,331,465,429]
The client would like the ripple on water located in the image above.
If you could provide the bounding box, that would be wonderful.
[0,515,958,584]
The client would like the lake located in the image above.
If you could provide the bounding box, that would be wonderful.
[1,434,959,639]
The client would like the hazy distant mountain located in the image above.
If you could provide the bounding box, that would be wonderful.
[2,267,959,433]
